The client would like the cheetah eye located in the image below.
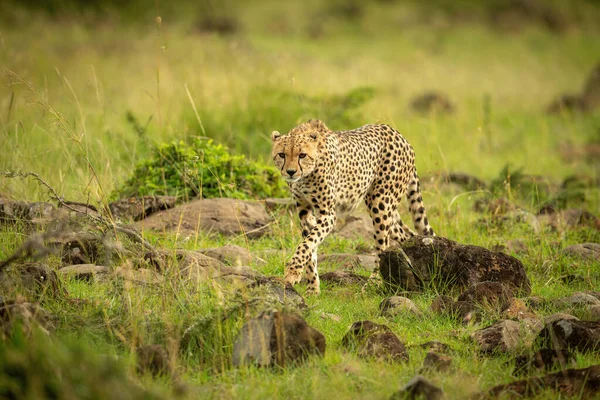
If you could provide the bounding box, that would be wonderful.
[278,153,285,158]
[298,153,307,159]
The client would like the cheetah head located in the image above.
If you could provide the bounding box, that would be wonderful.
[271,119,328,183]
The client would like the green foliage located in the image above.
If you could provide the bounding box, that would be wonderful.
[195,86,377,157]
[0,328,159,400]
[114,137,288,200]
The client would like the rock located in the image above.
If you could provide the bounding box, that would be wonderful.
[380,236,531,295]
[0,298,55,339]
[523,296,546,309]
[481,365,600,399]
[320,270,367,286]
[232,310,325,368]
[543,313,579,324]
[114,266,164,284]
[48,234,105,266]
[320,312,341,322]
[318,253,377,271]
[474,197,519,215]
[537,319,600,353]
[380,296,423,318]
[410,91,455,114]
[561,243,600,261]
[513,348,574,376]
[590,305,600,321]
[134,198,273,238]
[0,198,55,223]
[390,375,443,400]
[418,341,451,354]
[334,214,374,241]
[457,281,514,312]
[136,345,171,377]
[198,244,264,267]
[0,263,64,298]
[472,320,539,353]
[341,321,408,363]
[442,172,487,191]
[264,198,295,211]
[214,266,265,287]
[430,295,476,323]
[504,239,528,254]
[245,277,307,310]
[57,264,110,282]
[539,209,600,231]
[142,249,225,281]
[421,352,452,372]
[555,292,600,308]
[109,196,177,221]
[502,298,533,320]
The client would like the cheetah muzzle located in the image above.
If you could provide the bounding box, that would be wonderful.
[271,119,435,295]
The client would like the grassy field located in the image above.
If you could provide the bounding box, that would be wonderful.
[1,1,600,399]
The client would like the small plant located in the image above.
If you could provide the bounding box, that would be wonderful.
[113,137,288,201]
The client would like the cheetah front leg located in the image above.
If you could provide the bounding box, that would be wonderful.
[285,208,336,295]
[284,202,317,286]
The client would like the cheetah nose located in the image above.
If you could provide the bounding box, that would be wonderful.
[286,169,297,177]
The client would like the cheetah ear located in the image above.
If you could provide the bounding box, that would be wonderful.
[271,131,282,141]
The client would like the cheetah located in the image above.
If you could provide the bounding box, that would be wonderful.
[271,119,434,295]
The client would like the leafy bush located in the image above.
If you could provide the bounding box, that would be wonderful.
[114,137,288,201]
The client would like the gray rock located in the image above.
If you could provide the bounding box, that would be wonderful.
[320,270,367,286]
[513,348,575,376]
[264,198,295,211]
[143,249,224,282]
[232,310,325,368]
[422,352,452,372]
[590,305,600,321]
[481,365,600,399]
[544,313,579,324]
[134,198,273,238]
[199,244,265,267]
[341,321,408,363]
[457,281,514,312]
[380,296,423,318]
[537,319,600,353]
[109,196,177,221]
[245,277,307,310]
[555,292,600,308]
[333,214,374,241]
[561,243,600,261]
[58,264,110,282]
[390,375,443,400]
[318,253,377,271]
[472,320,539,353]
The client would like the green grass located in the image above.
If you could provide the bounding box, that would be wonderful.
[1,0,600,399]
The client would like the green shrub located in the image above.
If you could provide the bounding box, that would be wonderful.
[114,137,288,201]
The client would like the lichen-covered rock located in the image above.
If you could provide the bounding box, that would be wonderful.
[109,196,177,221]
[472,320,540,353]
[380,236,531,295]
[320,270,367,286]
[513,348,574,376]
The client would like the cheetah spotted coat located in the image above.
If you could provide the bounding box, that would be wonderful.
[271,119,434,294]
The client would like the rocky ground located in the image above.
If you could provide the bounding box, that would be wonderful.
[1,171,599,399]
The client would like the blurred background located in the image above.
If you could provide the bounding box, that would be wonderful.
[1,0,599,202]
